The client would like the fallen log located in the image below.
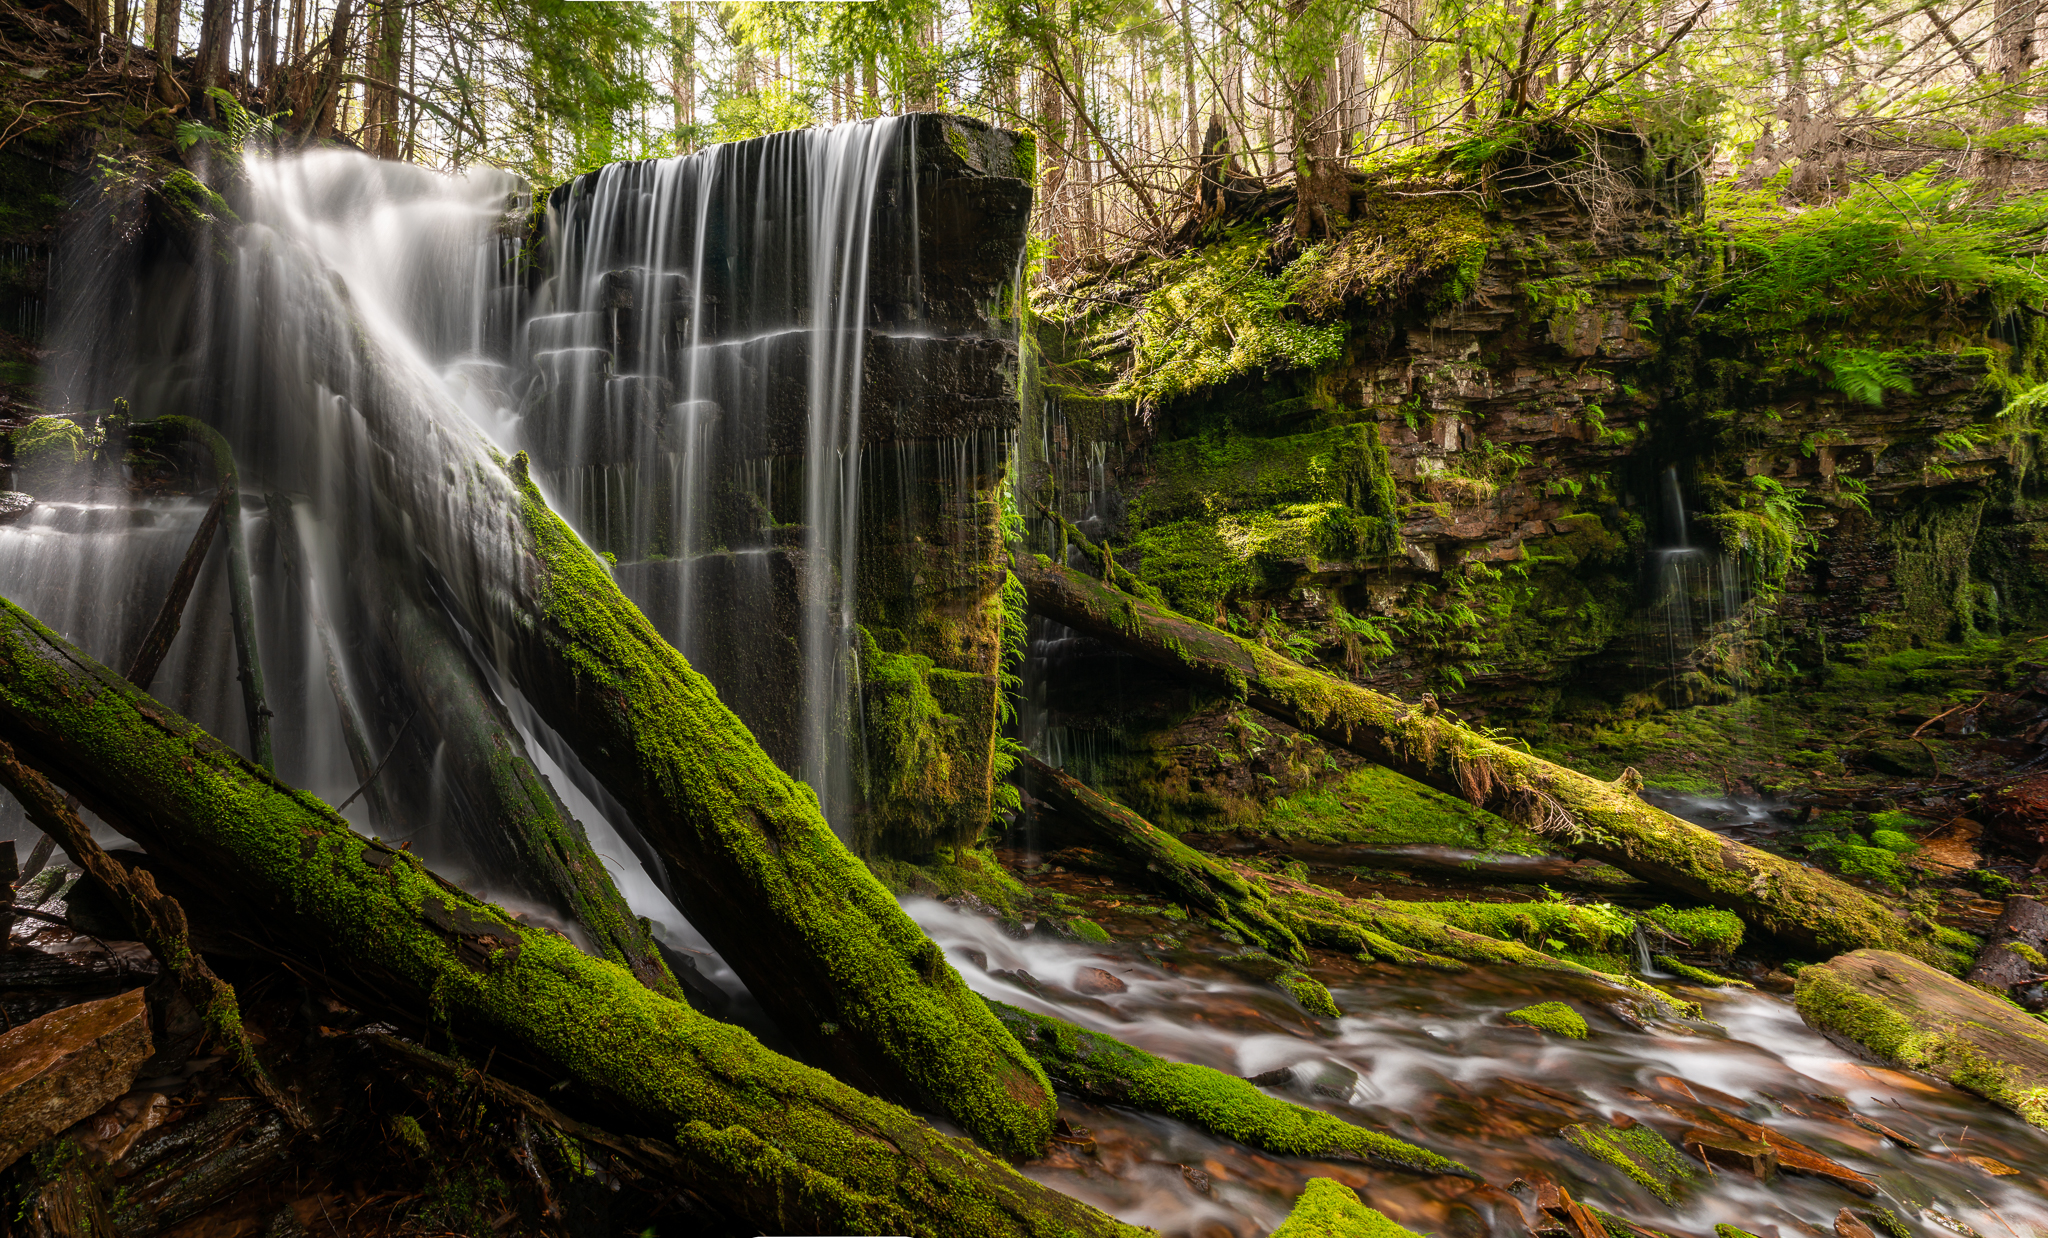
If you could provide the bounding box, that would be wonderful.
[1795,948,2048,1131]
[124,483,226,693]
[241,335,1057,1152]
[1965,895,2048,1011]
[1021,757,1685,1004]
[1180,834,1643,891]
[985,998,1472,1178]
[1022,752,1304,958]
[0,599,1137,1236]
[1016,554,1973,972]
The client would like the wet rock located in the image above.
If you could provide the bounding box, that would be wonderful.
[1965,894,2048,1010]
[1858,740,1938,778]
[1178,1163,1213,1195]
[0,491,32,522]
[1682,1126,1778,1179]
[1072,966,1126,995]
[957,947,988,972]
[0,987,154,1172]
[1560,1120,1696,1204]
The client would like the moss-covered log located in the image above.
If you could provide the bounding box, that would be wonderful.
[1017,554,1972,972]
[984,1000,1471,1178]
[0,598,1137,1237]
[1022,753,1304,958]
[1795,949,2048,1131]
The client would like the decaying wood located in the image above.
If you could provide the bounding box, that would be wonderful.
[0,988,153,1173]
[1016,553,1969,971]
[0,599,1138,1237]
[1180,833,1643,891]
[0,738,308,1132]
[1022,752,1304,957]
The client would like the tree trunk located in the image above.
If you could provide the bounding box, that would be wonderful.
[985,998,1472,1177]
[194,0,233,103]
[1014,554,1974,972]
[365,0,402,158]
[0,599,1136,1236]
[153,0,185,106]
[1796,949,2048,1131]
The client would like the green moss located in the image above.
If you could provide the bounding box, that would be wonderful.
[1561,1122,1696,1203]
[1253,762,1542,852]
[1715,1227,1764,1238]
[1819,842,1911,891]
[2007,941,2048,968]
[1639,905,1745,956]
[1507,1001,1588,1038]
[857,627,977,850]
[1403,899,1637,971]
[10,415,84,493]
[1278,970,1342,1018]
[1868,829,1918,854]
[1269,1178,1424,1238]
[987,999,1471,1178]
[1066,916,1112,944]
[390,1114,432,1157]
[1653,955,1753,988]
[866,845,1033,918]
[0,594,1134,1235]
[484,455,1066,1159]
[1869,809,1929,834]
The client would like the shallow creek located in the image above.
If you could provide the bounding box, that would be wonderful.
[907,898,2048,1238]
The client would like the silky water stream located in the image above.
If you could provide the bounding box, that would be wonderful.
[908,895,2048,1237]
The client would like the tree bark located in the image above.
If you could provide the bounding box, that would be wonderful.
[1021,752,1306,957]
[1015,554,1973,972]
[0,598,1138,1237]
[124,483,225,692]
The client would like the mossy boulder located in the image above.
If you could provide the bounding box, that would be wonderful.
[10,416,85,495]
[1507,1001,1589,1038]
[1269,1178,1424,1238]
[1560,1120,1697,1203]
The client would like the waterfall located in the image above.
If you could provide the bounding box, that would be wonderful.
[1,116,956,930]
[529,117,917,832]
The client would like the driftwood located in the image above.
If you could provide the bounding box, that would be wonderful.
[1965,895,2048,1011]
[1016,553,1972,972]
[0,597,1138,1237]
[0,989,153,1174]
[1796,948,2048,1131]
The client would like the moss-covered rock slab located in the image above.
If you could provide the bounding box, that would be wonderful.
[1795,948,2048,1130]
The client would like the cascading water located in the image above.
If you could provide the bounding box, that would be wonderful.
[525,120,920,830]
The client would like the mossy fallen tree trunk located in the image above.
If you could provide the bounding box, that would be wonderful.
[1017,554,1972,972]
[0,598,1138,1237]
[1022,753,1304,958]
[1795,949,2048,1131]
[984,999,1472,1178]
[1021,754,1686,1003]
